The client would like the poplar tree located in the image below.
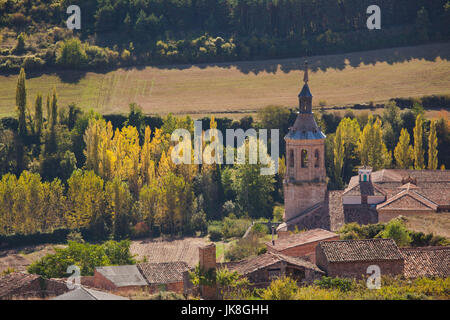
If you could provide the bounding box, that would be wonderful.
[333,125,344,187]
[413,114,425,169]
[34,93,43,138]
[428,120,438,170]
[358,116,391,171]
[394,128,414,169]
[16,68,27,137]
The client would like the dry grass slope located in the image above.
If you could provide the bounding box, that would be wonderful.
[0,42,449,117]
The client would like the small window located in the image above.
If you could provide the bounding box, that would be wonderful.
[314,149,320,168]
[268,268,281,280]
[289,150,294,168]
[301,149,308,168]
[363,174,367,182]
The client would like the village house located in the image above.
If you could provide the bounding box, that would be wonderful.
[343,168,450,224]
[266,228,339,263]
[221,252,324,288]
[315,239,405,279]
[86,265,148,293]
[137,261,189,294]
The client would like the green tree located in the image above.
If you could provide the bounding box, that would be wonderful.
[66,170,109,236]
[106,178,133,239]
[394,128,414,169]
[34,93,43,138]
[56,38,88,68]
[413,114,425,169]
[358,116,391,170]
[428,120,438,170]
[16,68,27,137]
[379,219,412,247]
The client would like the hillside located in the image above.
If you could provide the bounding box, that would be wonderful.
[0,42,449,117]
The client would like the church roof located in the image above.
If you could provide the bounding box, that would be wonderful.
[285,113,325,140]
[298,84,312,97]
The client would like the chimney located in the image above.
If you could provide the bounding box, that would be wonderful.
[358,166,372,182]
[199,243,217,299]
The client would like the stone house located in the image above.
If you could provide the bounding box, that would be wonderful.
[222,252,324,288]
[266,228,339,263]
[343,168,450,224]
[315,239,404,279]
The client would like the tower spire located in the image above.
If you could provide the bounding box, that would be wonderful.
[303,60,309,83]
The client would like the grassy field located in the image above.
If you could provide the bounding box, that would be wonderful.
[0,42,449,117]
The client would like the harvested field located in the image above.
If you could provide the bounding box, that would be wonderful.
[0,42,449,117]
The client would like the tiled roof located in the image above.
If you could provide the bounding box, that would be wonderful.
[224,252,323,275]
[130,238,207,268]
[267,228,338,251]
[343,181,386,197]
[95,265,148,287]
[0,272,40,298]
[52,286,128,300]
[137,261,189,284]
[376,189,438,211]
[317,239,404,263]
[401,247,450,278]
[285,113,325,140]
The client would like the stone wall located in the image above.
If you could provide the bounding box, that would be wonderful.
[378,209,433,223]
[343,205,378,225]
[283,182,327,222]
[316,246,404,279]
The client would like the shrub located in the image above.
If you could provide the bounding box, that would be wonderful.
[251,223,269,235]
[132,222,149,239]
[314,276,354,292]
[56,38,87,68]
[378,219,412,247]
[13,33,26,54]
[22,56,45,71]
[273,206,284,222]
[224,233,264,261]
[66,231,84,243]
[27,240,135,278]
[259,277,298,300]
[208,226,223,241]
[221,216,250,239]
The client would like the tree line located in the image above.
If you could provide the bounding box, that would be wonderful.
[1,0,449,71]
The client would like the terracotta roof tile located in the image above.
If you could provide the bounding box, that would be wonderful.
[267,228,338,251]
[0,272,41,299]
[137,261,189,284]
[223,252,323,275]
[318,239,403,262]
[401,247,450,278]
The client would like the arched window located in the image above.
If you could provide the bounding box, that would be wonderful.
[314,149,320,168]
[289,150,294,168]
[301,149,308,168]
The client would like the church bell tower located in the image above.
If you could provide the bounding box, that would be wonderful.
[283,61,327,222]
